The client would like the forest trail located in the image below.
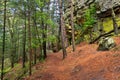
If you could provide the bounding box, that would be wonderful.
[25,37,120,80]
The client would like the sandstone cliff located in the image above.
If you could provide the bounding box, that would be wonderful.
[65,0,120,20]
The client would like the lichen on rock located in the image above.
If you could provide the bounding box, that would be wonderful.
[98,37,116,51]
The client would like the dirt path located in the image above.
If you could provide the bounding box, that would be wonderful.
[25,37,120,80]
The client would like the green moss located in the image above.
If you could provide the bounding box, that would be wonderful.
[103,18,113,32]
[116,17,120,26]
[103,15,120,32]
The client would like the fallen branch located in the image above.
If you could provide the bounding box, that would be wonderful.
[90,27,120,44]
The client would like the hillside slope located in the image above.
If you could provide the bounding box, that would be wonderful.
[25,37,120,80]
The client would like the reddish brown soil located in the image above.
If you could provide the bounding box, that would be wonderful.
[25,37,120,80]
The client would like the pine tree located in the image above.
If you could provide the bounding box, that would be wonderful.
[27,0,32,76]
[69,0,75,51]
[1,0,6,79]
[59,0,67,59]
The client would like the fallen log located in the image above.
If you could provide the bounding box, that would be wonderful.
[89,27,120,44]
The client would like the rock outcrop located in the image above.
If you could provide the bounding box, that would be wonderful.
[65,0,120,20]
[97,0,120,18]
[64,0,120,43]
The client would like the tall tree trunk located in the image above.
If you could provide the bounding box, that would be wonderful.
[70,0,75,51]
[62,1,68,48]
[111,8,118,35]
[41,6,47,59]
[1,0,6,80]
[33,8,37,64]
[22,8,27,68]
[42,23,47,59]
[28,0,32,75]
[59,0,67,59]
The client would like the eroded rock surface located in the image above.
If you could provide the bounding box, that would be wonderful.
[98,37,116,51]
[65,0,120,19]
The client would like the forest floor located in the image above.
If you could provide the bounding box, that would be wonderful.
[25,37,120,80]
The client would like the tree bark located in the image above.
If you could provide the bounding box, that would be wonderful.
[33,8,37,64]
[22,6,27,68]
[41,4,47,59]
[42,22,47,59]
[28,0,32,76]
[1,0,6,80]
[70,0,75,51]
[59,0,67,59]
[111,8,118,35]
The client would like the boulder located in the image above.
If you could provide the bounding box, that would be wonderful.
[98,37,116,51]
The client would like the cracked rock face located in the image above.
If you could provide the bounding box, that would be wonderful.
[97,0,120,12]
[74,0,120,11]
[65,0,120,19]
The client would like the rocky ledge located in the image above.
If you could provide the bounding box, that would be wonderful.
[64,0,120,19]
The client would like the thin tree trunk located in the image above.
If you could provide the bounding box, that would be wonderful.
[42,23,47,59]
[111,8,118,35]
[33,8,37,64]
[22,8,27,68]
[70,0,75,51]
[28,0,32,75]
[41,6,47,59]
[59,0,67,59]
[1,0,6,80]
